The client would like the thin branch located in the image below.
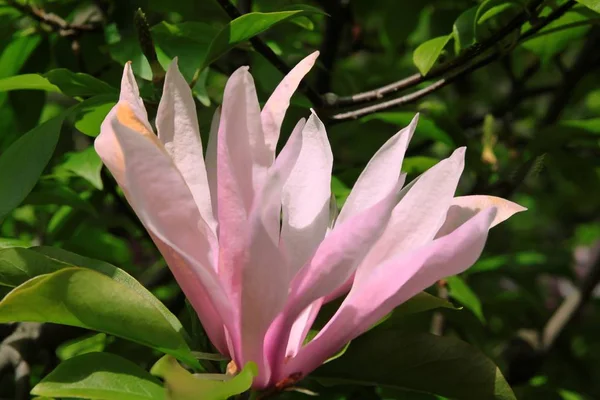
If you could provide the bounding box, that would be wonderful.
[328,0,577,121]
[6,0,101,37]
[329,0,546,108]
[315,0,351,94]
[214,0,323,107]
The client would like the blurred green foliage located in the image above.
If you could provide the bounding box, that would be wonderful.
[0,0,599,399]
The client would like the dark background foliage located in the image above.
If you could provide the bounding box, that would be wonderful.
[0,0,599,399]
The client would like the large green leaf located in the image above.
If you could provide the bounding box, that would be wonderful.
[31,352,165,400]
[0,74,60,93]
[413,35,452,76]
[0,34,41,77]
[453,7,478,54]
[151,356,256,400]
[201,11,313,71]
[45,69,118,97]
[0,267,198,368]
[0,246,197,368]
[0,114,65,220]
[314,330,516,400]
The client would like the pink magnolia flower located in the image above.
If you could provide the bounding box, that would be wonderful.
[96,52,525,389]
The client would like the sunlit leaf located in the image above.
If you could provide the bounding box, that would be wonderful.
[575,0,600,13]
[412,35,452,76]
[70,94,117,137]
[56,333,107,361]
[0,74,60,93]
[59,146,104,190]
[31,352,165,400]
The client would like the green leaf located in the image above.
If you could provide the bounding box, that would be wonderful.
[31,246,192,349]
[56,333,107,361]
[413,35,452,76]
[151,356,256,400]
[0,114,65,220]
[446,275,485,323]
[314,330,516,400]
[59,146,104,190]
[70,94,117,137]
[0,267,198,368]
[0,238,32,249]
[109,33,153,81]
[201,11,313,71]
[0,247,67,287]
[152,22,218,82]
[0,34,41,77]
[575,0,600,13]
[31,352,165,400]
[522,11,591,64]
[24,179,96,214]
[361,112,454,145]
[45,69,118,97]
[476,0,522,25]
[0,74,60,93]
[453,7,478,54]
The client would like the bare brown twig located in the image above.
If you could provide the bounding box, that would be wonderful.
[6,0,101,38]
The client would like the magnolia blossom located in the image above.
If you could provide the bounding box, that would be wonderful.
[96,51,525,388]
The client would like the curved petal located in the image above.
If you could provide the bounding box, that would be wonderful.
[336,114,418,225]
[282,207,497,380]
[267,180,402,376]
[281,112,332,275]
[435,195,527,238]
[356,147,466,281]
[156,59,216,232]
[216,67,265,299]
[261,51,319,155]
[97,102,232,355]
[205,107,221,219]
[119,62,152,133]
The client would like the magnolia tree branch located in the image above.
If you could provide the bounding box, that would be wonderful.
[326,0,577,122]
[326,0,547,108]
[6,0,101,37]
[214,0,323,107]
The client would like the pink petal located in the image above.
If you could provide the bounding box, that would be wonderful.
[216,67,265,299]
[156,59,216,232]
[261,51,319,155]
[267,180,402,375]
[435,195,527,238]
[119,63,152,133]
[336,114,418,224]
[285,298,323,359]
[356,147,466,281]
[281,112,333,275]
[205,106,221,219]
[282,207,497,379]
[98,102,233,356]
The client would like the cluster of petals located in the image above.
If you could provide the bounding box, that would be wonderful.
[96,51,525,388]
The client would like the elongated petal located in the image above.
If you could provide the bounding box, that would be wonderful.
[216,67,264,298]
[336,114,418,225]
[285,298,323,359]
[281,112,332,275]
[98,102,232,355]
[156,60,216,232]
[237,121,308,386]
[435,195,527,238]
[267,180,401,375]
[205,107,221,219]
[282,208,497,379]
[119,63,152,132]
[261,51,319,154]
[357,147,466,281]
